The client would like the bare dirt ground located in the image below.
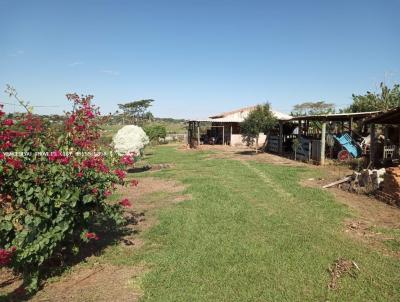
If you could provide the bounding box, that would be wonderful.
[1,176,188,302]
[30,265,146,302]
[191,144,306,166]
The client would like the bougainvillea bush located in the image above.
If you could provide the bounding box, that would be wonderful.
[0,93,135,293]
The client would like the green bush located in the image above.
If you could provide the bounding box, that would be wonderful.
[0,94,133,293]
[144,124,167,143]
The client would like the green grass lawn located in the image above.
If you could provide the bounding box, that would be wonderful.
[110,146,400,301]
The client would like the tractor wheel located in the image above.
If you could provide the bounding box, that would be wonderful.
[338,150,351,161]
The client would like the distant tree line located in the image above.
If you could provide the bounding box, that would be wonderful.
[347,82,400,112]
[290,82,400,116]
[291,101,335,116]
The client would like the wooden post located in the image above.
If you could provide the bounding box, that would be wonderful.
[370,123,375,165]
[299,120,302,135]
[230,124,233,146]
[187,122,191,145]
[349,117,353,136]
[279,121,283,155]
[222,124,225,145]
[320,121,326,165]
[197,122,200,146]
[306,120,309,136]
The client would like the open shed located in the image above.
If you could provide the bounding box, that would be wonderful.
[269,111,381,165]
[364,107,400,165]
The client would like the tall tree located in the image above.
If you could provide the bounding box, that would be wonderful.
[118,99,154,125]
[348,82,400,112]
[291,101,335,116]
[241,103,277,153]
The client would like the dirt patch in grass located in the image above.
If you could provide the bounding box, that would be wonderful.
[301,169,400,230]
[0,268,23,299]
[118,177,190,249]
[119,177,186,201]
[301,170,400,258]
[331,188,400,229]
[202,146,305,166]
[30,264,146,302]
[328,258,359,290]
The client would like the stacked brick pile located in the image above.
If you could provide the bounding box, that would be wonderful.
[381,166,400,206]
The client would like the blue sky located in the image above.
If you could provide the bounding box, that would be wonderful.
[0,0,399,118]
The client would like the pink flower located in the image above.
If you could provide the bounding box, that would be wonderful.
[114,169,126,180]
[0,247,16,266]
[77,172,83,178]
[59,157,70,165]
[48,150,63,161]
[3,119,14,126]
[6,157,23,169]
[66,114,76,126]
[85,232,99,240]
[120,154,134,165]
[0,153,4,160]
[119,198,132,207]
[48,150,70,164]
[104,189,112,197]
[85,109,95,118]
[2,141,12,149]
[92,188,98,194]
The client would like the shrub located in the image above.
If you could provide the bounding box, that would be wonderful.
[0,93,134,293]
[112,125,149,155]
[144,124,167,143]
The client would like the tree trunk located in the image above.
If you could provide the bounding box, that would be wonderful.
[255,136,259,154]
[261,132,269,152]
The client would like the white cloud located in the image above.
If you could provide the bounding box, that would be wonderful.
[69,61,84,67]
[101,69,120,76]
[9,50,24,57]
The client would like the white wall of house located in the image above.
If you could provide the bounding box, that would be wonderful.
[231,133,266,147]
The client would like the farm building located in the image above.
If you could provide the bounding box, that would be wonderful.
[187,105,400,168]
[272,111,381,165]
[187,105,292,147]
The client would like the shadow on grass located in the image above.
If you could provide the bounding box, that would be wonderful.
[127,165,152,173]
[235,150,257,156]
[1,213,142,302]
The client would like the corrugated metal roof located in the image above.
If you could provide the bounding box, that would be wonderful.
[290,111,381,121]
[187,118,241,123]
[188,108,382,123]
[208,105,292,121]
[364,107,400,124]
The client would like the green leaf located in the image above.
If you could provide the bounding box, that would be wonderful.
[0,221,13,231]
[82,194,94,204]
[26,187,34,196]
